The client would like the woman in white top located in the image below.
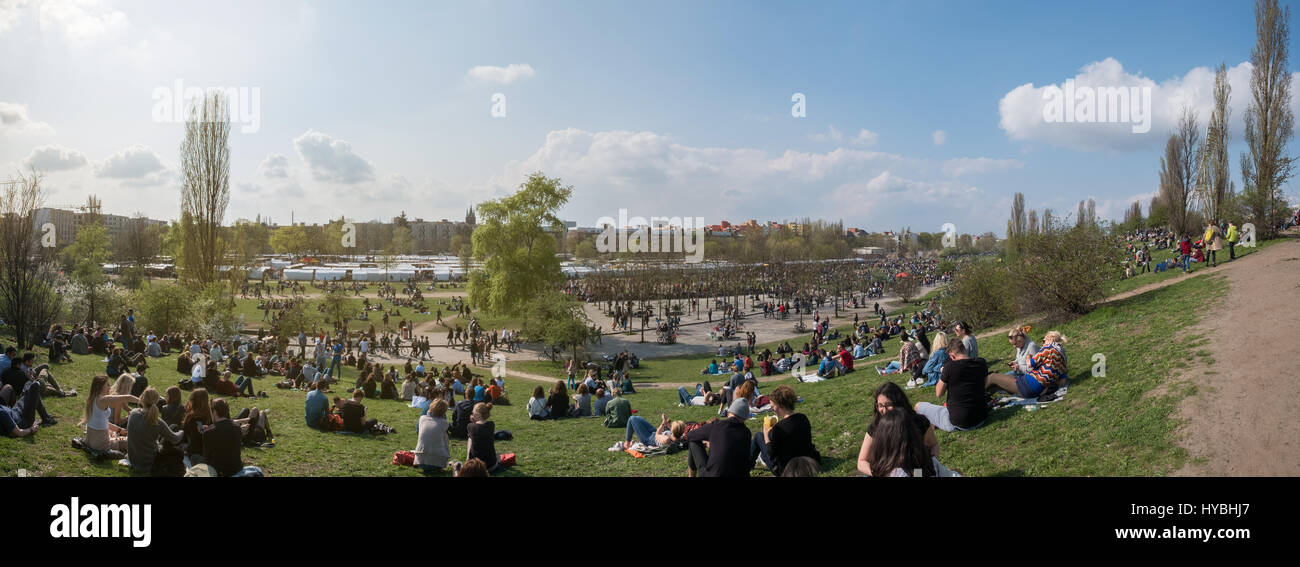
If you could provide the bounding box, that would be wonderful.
[414,399,451,473]
[526,385,549,420]
[79,374,137,452]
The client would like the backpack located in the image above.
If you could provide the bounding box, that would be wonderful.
[450,400,474,439]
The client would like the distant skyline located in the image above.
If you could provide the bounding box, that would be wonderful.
[3,0,1300,236]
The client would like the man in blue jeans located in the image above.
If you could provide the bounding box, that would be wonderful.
[0,380,55,436]
[328,341,343,382]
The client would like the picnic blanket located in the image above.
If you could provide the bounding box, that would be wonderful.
[992,384,1069,410]
[623,442,675,458]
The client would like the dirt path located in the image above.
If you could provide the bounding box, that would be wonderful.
[1173,236,1300,476]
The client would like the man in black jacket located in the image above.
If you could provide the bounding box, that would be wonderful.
[685,399,754,478]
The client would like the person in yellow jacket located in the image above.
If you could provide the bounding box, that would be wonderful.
[1226,221,1239,261]
[1204,221,1225,267]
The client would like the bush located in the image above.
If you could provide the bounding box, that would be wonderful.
[62,281,127,328]
[1015,225,1117,317]
[135,282,195,335]
[945,259,1014,330]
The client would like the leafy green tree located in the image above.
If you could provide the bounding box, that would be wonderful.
[320,289,356,331]
[63,220,113,324]
[521,290,592,361]
[468,172,572,314]
[134,282,195,334]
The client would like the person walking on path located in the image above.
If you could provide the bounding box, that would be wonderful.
[1179,234,1194,273]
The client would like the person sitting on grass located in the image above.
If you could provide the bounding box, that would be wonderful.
[684,399,754,478]
[592,387,611,415]
[401,373,418,401]
[570,383,592,417]
[702,359,720,375]
[487,379,509,405]
[81,374,133,453]
[108,373,136,427]
[126,386,184,475]
[912,331,950,388]
[992,326,1039,385]
[526,385,549,420]
[305,380,331,429]
[201,398,244,477]
[603,388,631,428]
[858,381,939,475]
[466,402,501,474]
[913,338,988,432]
[450,389,476,438]
[750,385,820,476]
[340,389,393,435]
[181,388,213,461]
[985,330,1068,399]
[877,336,922,376]
[861,410,959,477]
[546,381,570,420]
[160,386,185,429]
[414,399,451,474]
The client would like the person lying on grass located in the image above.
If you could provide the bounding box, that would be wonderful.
[858,381,938,476]
[613,412,690,452]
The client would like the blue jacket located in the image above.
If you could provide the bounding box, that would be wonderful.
[922,347,948,384]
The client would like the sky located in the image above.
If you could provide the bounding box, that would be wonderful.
[2,0,1299,236]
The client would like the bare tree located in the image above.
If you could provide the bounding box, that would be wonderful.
[179,92,231,287]
[1198,63,1234,224]
[1241,0,1295,238]
[0,169,62,348]
[1086,198,1096,226]
[1158,107,1200,235]
[1028,209,1039,234]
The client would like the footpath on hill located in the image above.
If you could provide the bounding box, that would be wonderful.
[1173,234,1300,476]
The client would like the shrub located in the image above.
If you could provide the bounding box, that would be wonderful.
[945,259,1014,330]
[1015,224,1117,316]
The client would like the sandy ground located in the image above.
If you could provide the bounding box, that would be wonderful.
[1173,235,1300,476]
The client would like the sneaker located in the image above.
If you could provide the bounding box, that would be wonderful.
[608,442,623,452]
[41,417,57,426]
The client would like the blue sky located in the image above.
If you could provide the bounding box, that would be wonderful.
[1,0,1296,235]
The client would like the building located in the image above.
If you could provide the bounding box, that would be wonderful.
[33,207,78,246]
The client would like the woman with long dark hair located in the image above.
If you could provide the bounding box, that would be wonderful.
[856,381,937,476]
[863,410,936,477]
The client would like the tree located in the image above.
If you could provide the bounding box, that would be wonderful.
[468,172,572,314]
[521,289,592,361]
[1197,63,1235,225]
[320,289,356,332]
[178,92,231,287]
[63,219,113,325]
[117,213,163,284]
[388,225,414,256]
[1006,192,1027,256]
[0,169,62,348]
[1241,0,1296,238]
[270,224,310,258]
[1158,108,1201,235]
[891,275,921,303]
[273,299,317,345]
[134,281,194,335]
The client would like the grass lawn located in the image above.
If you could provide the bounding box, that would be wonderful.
[1104,238,1280,297]
[4,252,1229,476]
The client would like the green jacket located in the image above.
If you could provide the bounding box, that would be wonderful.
[1226,224,1239,243]
[603,397,631,428]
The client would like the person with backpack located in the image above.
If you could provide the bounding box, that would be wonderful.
[1226,221,1239,261]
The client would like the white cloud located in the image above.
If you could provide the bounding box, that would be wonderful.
[809,125,878,147]
[24,144,87,171]
[0,101,54,135]
[0,0,30,35]
[293,129,375,184]
[38,0,129,44]
[932,130,946,146]
[999,57,1300,152]
[95,144,165,179]
[257,154,289,178]
[941,157,1024,177]
[482,128,995,232]
[466,63,535,84]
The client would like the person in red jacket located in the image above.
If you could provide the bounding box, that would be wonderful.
[838,346,854,373]
[1178,234,1193,273]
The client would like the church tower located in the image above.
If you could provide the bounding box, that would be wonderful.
[465,205,476,226]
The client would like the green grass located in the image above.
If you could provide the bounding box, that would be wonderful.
[511,321,899,383]
[4,257,1233,476]
[1104,238,1281,297]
